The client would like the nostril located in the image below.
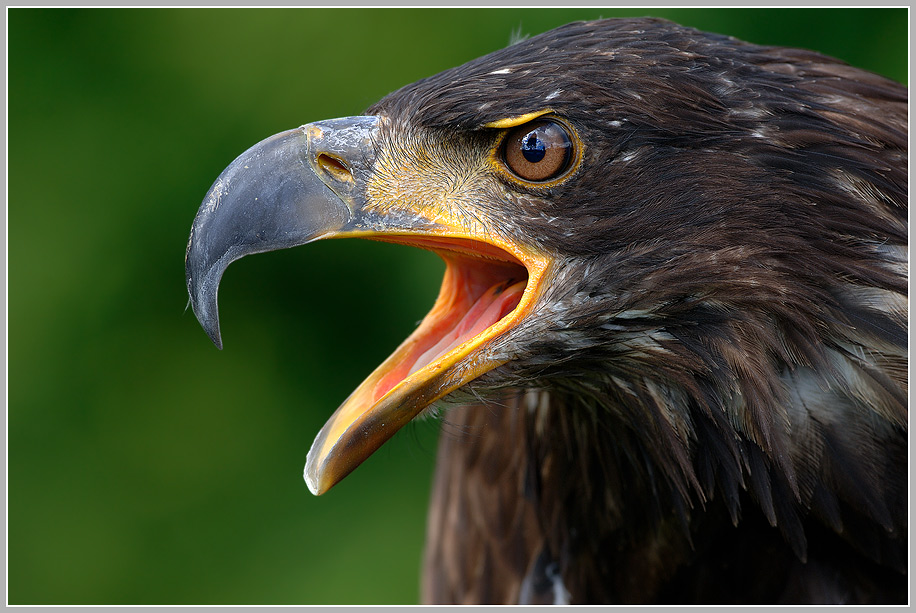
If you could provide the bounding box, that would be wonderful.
[316,154,353,183]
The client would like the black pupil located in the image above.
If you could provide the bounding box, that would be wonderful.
[521,132,546,163]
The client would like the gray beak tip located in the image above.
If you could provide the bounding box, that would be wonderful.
[185,118,378,351]
[185,243,226,350]
[210,334,224,351]
[201,311,224,350]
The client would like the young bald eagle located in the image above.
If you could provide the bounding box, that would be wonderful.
[186,18,907,604]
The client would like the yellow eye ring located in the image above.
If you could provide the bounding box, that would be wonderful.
[492,117,581,187]
[502,120,572,182]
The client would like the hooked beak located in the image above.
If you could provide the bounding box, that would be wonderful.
[186,116,550,494]
[186,116,383,348]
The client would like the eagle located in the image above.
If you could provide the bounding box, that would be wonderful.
[185,18,907,604]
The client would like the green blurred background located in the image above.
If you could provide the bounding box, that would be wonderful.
[8,7,907,605]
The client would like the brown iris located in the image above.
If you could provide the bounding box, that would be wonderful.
[503,120,573,182]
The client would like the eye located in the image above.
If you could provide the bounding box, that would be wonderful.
[503,120,573,182]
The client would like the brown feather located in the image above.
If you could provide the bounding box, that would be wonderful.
[364,18,908,604]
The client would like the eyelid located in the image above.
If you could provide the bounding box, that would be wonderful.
[483,110,554,129]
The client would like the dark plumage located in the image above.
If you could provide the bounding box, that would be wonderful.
[187,18,907,604]
[374,19,907,603]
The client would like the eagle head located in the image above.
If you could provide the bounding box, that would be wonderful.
[186,18,907,604]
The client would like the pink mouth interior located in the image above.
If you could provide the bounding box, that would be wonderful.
[370,249,528,404]
[408,278,526,377]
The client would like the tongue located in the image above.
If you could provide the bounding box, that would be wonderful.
[408,280,526,377]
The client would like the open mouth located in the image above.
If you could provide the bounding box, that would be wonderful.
[302,233,542,494]
[367,236,530,405]
[183,118,553,495]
